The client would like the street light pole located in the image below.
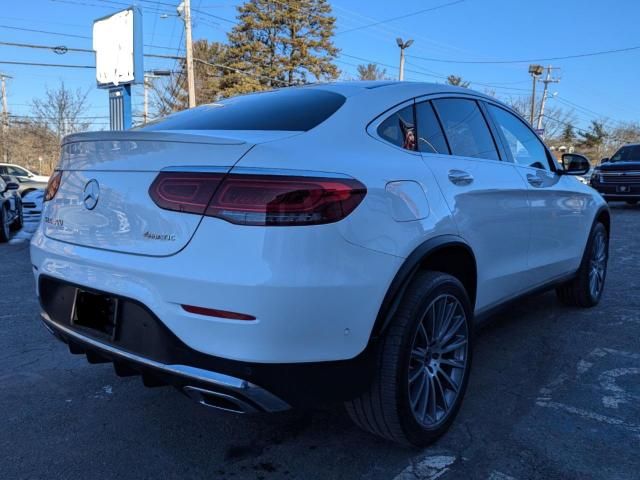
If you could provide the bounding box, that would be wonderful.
[396,38,414,81]
[178,0,196,108]
[528,64,544,126]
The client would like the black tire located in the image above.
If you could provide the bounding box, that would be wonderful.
[10,198,23,231]
[556,222,608,308]
[0,205,10,243]
[345,271,473,446]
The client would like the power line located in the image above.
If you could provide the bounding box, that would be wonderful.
[0,60,95,69]
[408,45,640,64]
[0,23,179,53]
[337,0,466,35]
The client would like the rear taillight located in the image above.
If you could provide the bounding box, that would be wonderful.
[148,172,223,214]
[149,171,366,226]
[44,170,63,202]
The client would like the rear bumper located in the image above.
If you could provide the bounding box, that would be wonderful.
[38,276,378,407]
[41,312,290,413]
[30,217,401,363]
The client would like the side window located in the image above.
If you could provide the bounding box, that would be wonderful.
[0,176,5,192]
[487,104,550,171]
[0,166,6,174]
[377,105,416,151]
[415,101,449,154]
[8,166,25,176]
[432,98,499,161]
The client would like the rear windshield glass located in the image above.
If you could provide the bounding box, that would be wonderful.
[611,145,640,162]
[142,88,346,132]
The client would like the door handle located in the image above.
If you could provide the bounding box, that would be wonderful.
[448,169,474,186]
[526,174,544,188]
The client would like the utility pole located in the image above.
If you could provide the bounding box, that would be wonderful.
[528,64,544,125]
[396,38,414,81]
[536,65,560,131]
[178,1,196,108]
[0,74,11,163]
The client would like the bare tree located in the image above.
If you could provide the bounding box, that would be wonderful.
[503,95,576,139]
[31,81,90,144]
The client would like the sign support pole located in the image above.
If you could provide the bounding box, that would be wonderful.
[108,84,132,130]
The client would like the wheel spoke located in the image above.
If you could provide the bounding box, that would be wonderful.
[440,336,468,354]
[440,358,465,369]
[428,375,437,421]
[434,373,448,410]
[439,314,465,347]
[409,365,424,384]
[438,368,459,393]
[410,370,427,407]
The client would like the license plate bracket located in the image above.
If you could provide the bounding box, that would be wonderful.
[71,289,119,340]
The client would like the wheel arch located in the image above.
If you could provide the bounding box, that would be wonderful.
[370,235,477,340]
[595,205,610,235]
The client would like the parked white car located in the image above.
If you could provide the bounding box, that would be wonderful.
[31,82,609,446]
[0,163,50,183]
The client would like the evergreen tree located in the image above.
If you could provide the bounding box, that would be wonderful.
[357,63,387,81]
[221,0,340,96]
[560,122,576,144]
[151,40,227,115]
[446,75,470,88]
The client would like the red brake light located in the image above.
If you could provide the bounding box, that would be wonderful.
[44,170,63,202]
[149,171,366,226]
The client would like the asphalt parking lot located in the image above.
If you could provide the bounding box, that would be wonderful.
[1,205,639,480]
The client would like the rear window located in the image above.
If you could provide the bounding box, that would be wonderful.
[142,88,346,132]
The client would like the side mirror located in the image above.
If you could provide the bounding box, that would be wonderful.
[600,157,609,164]
[6,182,19,191]
[562,153,591,176]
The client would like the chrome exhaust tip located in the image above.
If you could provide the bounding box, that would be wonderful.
[183,386,258,414]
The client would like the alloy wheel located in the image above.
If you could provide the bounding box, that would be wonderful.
[589,230,607,299]
[408,294,469,428]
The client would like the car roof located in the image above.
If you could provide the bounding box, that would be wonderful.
[305,80,495,100]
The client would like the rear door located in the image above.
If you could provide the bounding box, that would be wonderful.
[484,103,593,280]
[418,97,531,311]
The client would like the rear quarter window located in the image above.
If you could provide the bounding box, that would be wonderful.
[142,88,346,132]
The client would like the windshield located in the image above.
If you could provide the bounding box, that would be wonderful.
[610,145,640,162]
[141,88,346,132]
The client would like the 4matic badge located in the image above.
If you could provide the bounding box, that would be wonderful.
[144,231,176,241]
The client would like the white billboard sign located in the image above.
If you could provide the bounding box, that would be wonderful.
[93,8,143,87]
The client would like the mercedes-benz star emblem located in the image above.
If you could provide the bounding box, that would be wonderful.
[83,179,100,210]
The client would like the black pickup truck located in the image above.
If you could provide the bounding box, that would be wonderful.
[591,144,640,204]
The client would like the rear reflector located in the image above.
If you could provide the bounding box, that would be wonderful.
[182,304,256,321]
[150,171,366,226]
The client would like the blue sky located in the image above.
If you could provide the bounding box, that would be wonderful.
[2,0,639,130]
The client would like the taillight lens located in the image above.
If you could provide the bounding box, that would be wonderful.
[148,172,223,214]
[44,170,63,202]
[149,171,366,226]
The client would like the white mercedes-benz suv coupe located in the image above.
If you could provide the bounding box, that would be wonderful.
[31,82,609,446]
